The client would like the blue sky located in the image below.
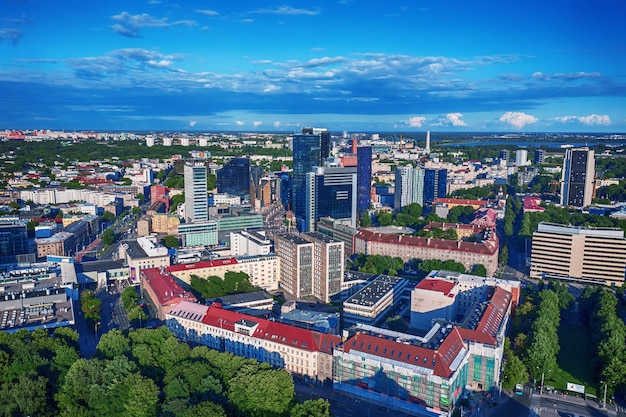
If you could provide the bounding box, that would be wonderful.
[1,0,625,132]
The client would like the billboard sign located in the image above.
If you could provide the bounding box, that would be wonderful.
[566,382,585,394]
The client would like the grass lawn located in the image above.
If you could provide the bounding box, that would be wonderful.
[543,322,597,395]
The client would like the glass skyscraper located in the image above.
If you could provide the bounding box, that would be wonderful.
[292,133,322,228]
[356,146,372,212]
[304,166,357,233]
[216,157,251,198]
[560,147,595,208]
[424,168,448,204]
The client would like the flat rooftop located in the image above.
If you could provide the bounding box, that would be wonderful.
[345,275,405,307]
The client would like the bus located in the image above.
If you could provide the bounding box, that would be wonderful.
[515,384,524,395]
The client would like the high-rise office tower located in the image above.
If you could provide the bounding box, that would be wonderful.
[424,169,448,204]
[560,147,595,208]
[356,146,373,212]
[499,149,510,163]
[304,166,357,232]
[292,130,323,229]
[184,161,208,223]
[216,157,251,198]
[394,166,424,210]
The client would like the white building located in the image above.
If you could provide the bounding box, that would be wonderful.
[230,229,272,257]
[184,161,208,223]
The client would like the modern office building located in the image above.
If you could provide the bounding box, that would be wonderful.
[216,157,252,198]
[394,165,424,210]
[292,130,324,230]
[530,222,626,286]
[301,232,345,303]
[304,166,357,232]
[424,169,448,205]
[274,234,314,299]
[178,221,218,247]
[230,229,272,257]
[560,147,595,208]
[0,218,36,267]
[317,217,358,257]
[342,274,409,326]
[184,161,208,223]
[357,146,373,212]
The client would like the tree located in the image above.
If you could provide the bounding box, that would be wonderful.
[163,235,180,249]
[471,264,488,277]
[228,366,295,417]
[80,290,101,323]
[102,211,116,223]
[360,211,372,227]
[376,210,393,226]
[132,206,142,215]
[128,305,148,325]
[96,329,131,359]
[501,354,528,390]
[136,193,144,203]
[170,194,185,212]
[290,399,332,417]
[101,228,115,246]
[121,286,139,310]
[207,174,217,190]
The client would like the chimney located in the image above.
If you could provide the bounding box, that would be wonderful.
[351,139,357,155]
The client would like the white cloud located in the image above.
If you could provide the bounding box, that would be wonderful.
[498,111,537,128]
[439,112,467,127]
[196,9,219,16]
[406,116,426,127]
[251,6,320,16]
[188,120,197,127]
[111,12,195,38]
[273,121,281,128]
[253,121,263,127]
[236,120,245,126]
[554,114,611,125]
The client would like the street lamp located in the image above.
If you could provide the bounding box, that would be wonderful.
[601,380,615,409]
[539,369,551,395]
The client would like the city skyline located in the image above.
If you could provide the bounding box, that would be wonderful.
[1,1,625,132]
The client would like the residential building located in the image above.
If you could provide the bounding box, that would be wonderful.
[534,149,546,165]
[394,166,424,210]
[354,228,499,276]
[184,161,208,223]
[140,267,197,320]
[166,301,341,382]
[166,255,280,291]
[530,222,626,286]
[274,234,314,299]
[151,213,180,235]
[515,149,528,166]
[560,147,595,208]
[301,232,344,303]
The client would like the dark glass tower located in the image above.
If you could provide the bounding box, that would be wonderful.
[216,157,251,198]
[305,166,357,232]
[356,146,372,212]
[292,134,321,228]
[424,168,448,204]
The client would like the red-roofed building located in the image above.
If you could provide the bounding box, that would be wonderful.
[141,268,197,319]
[165,300,341,382]
[354,227,499,276]
[411,278,459,329]
[433,198,489,209]
[522,196,545,213]
[166,255,280,291]
[471,208,498,228]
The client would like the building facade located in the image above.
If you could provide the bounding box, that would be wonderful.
[292,133,322,230]
[304,166,357,232]
[216,157,251,199]
[424,169,448,205]
[301,232,345,303]
[560,147,595,208]
[166,301,341,382]
[184,161,208,223]
[394,166,424,210]
[530,222,626,286]
[357,146,373,212]
[274,234,314,299]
